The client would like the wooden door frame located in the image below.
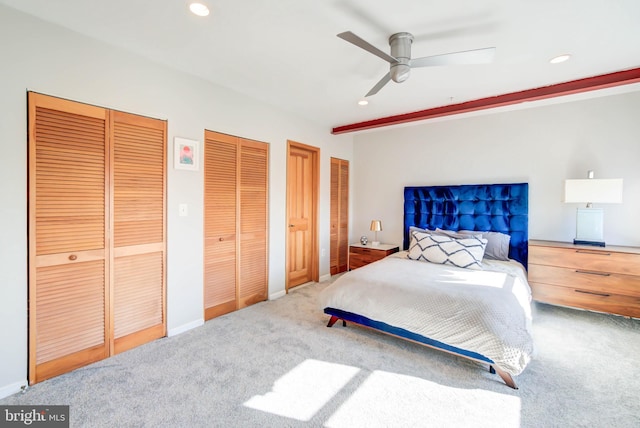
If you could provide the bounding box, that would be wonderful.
[285,140,319,291]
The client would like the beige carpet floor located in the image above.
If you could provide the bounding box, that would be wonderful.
[2,280,639,427]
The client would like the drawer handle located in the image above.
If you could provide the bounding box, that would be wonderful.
[575,270,611,277]
[576,250,610,256]
[575,289,610,297]
[68,254,77,261]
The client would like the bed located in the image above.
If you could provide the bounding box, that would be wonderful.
[319,183,533,389]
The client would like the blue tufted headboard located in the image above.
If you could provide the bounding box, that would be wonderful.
[403,183,529,269]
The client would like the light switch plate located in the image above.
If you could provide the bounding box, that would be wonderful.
[179,204,188,217]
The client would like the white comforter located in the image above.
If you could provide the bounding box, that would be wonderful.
[319,252,534,375]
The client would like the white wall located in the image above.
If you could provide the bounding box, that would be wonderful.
[3,2,639,401]
[351,91,640,249]
[0,5,353,397]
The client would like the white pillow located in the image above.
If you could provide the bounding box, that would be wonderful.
[481,231,511,261]
[408,231,488,270]
[410,225,431,235]
[436,228,511,261]
[434,228,483,240]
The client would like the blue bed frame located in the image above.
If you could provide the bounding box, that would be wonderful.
[325,182,529,389]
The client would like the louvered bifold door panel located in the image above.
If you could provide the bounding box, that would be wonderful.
[238,139,269,308]
[28,93,109,383]
[330,158,340,275]
[338,160,349,273]
[111,111,166,354]
[204,131,238,320]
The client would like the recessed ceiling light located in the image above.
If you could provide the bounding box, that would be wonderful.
[550,54,571,64]
[358,99,369,106]
[189,2,210,17]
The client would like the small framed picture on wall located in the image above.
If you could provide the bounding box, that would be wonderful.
[174,137,199,171]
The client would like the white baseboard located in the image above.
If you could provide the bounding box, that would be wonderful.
[167,319,204,337]
[270,275,331,300]
[0,380,27,400]
[269,290,286,300]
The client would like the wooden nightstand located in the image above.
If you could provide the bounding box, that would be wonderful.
[349,243,399,270]
[528,240,640,318]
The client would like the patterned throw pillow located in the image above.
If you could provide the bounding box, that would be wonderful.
[408,231,488,270]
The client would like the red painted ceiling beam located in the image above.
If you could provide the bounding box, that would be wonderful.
[331,67,640,134]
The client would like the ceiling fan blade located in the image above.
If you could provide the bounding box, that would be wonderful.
[411,47,496,68]
[366,72,392,97]
[338,31,398,64]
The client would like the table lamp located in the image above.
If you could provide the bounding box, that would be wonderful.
[370,220,382,246]
[564,171,623,247]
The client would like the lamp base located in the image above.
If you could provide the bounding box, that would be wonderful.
[371,241,380,247]
[573,239,605,247]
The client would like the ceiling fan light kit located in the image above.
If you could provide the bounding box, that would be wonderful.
[338,30,495,97]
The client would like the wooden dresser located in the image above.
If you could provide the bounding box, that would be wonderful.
[349,243,399,270]
[528,240,640,318]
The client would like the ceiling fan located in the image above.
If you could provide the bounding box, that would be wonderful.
[338,31,496,97]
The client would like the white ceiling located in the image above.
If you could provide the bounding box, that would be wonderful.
[2,0,640,131]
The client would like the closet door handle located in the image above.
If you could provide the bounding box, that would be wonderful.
[575,289,610,297]
[289,224,294,227]
[576,250,610,256]
[575,270,610,277]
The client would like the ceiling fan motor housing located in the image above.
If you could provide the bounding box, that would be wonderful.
[337,30,496,97]
[389,32,413,83]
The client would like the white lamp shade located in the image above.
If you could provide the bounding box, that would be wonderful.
[564,179,623,204]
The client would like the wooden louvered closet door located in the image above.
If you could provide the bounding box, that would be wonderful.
[111,111,166,354]
[330,158,349,275]
[238,139,269,308]
[29,93,110,384]
[203,131,268,320]
[28,93,166,384]
[204,132,238,320]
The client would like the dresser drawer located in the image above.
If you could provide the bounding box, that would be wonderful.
[350,247,384,260]
[348,254,371,269]
[531,282,640,318]
[349,250,386,267]
[528,264,640,298]
[348,245,399,270]
[529,245,640,276]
